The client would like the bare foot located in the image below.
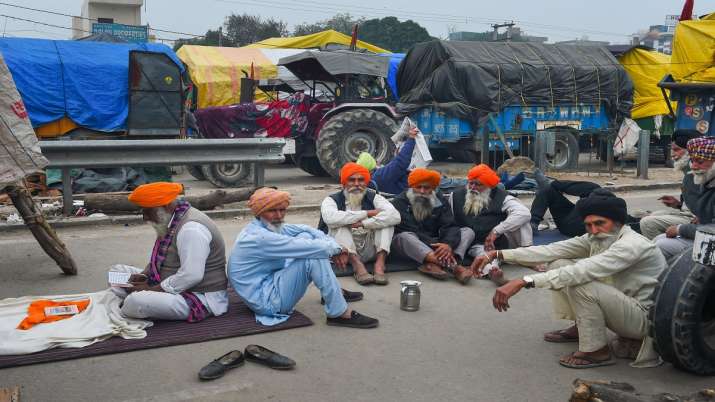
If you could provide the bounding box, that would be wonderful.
[544,325,579,343]
[349,254,369,276]
[339,309,353,319]
[373,251,387,275]
[559,346,613,368]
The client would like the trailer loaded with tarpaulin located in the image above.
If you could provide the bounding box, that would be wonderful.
[0,37,184,136]
[394,40,633,169]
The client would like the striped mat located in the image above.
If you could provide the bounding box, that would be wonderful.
[0,293,313,369]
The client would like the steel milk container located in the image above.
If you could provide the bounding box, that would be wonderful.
[400,280,421,311]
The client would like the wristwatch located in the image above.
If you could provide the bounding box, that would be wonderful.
[523,275,535,289]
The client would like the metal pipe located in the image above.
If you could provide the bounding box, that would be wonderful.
[637,130,650,180]
[62,167,72,216]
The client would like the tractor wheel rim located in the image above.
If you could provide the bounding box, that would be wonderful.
[344,130,386,161]
[216,163,242,177]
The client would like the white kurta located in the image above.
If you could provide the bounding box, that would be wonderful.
[320,192,401,260]
[492,195,533,247]
[111,221,229,319]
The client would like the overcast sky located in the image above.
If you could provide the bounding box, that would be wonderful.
[2,0,712,44]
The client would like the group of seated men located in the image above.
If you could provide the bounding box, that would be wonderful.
[109,131,715,369]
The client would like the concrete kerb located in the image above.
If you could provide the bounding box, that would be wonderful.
[0,182,680,233]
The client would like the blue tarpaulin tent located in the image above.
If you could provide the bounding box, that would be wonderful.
[0,37,184,132]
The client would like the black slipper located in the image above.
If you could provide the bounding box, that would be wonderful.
[321,288,363,304]
[245,345,296,370]
[198,350,245,381]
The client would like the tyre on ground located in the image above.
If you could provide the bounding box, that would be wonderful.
[200,162,253,188]
[186,165,205,181]
[651,247,715,375]
[541,129,579,170]
[316,109,397,179]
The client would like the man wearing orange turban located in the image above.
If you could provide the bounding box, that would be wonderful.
[228,187,379,329]
[319,163,400,286]
[449,165,532,285]
[389,168,474,283]
[108,182,229,323]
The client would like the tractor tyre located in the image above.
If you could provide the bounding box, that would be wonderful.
[316,109,397,179]
[295,154,330,177]
[650,248,715,375]
[201,163,252,188]
[186,165,205,181]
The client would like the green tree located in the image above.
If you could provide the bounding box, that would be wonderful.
[224,13,288,47]
[173,28,234,51]
[358,17,433,52]
[293,13,364,36]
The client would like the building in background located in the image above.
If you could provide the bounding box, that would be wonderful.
[72,0,144,41]
[448,26,548,43]
[555,38,610,47]
[631,14,679,54]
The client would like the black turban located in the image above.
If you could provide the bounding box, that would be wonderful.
[673,129,701,149]
[576,188,627,224]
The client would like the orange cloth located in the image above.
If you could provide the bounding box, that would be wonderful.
[127,182,183,208]
[17,299,91,330]
[340,162,371,186]
[407,168,441,189]
[248,187,291,216]
[467,164,500,188]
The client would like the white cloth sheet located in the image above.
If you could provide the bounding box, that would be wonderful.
[0,290,151,355]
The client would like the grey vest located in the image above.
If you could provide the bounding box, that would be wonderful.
[160,207,228,293]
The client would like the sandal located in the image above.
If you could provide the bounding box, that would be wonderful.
[558,352,615,369]
[373,273,388,286]
[354,272,375,286]
[544,328,579,343]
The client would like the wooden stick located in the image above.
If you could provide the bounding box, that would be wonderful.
[83,188,255,213]
[5,184,77,275]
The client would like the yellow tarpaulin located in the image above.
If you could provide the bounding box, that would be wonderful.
[246,30,390,54]
[177,30,389,108]
[618,48,673,120]
[671,19,715,83]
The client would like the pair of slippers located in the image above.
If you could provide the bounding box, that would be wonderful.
[198,345,296,380]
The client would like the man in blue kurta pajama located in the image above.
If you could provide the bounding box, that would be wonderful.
[228,187,379,328]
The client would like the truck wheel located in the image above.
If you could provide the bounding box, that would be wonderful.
[544,130,579,170]
[316,109,397,178]
[651,248,715,375]
[447,140,478,163]
[186,165,205,181]
[201,163,252,188]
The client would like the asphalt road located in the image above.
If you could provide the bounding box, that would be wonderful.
[1,189,711,402]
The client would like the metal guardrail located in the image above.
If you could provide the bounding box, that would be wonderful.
[39,138,286,215]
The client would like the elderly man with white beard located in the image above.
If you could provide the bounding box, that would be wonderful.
[108,182,229,322]
[228,187,379,328]
[655,136,715,261]
[638,130,701,240]
[473,189,666,369]
[450,164,532,284]
[390,168,474,283]
[319,162,400,286]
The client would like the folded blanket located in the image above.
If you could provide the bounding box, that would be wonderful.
[0,289,151,355]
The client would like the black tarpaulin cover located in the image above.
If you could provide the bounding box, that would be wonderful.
[396,40,633,124]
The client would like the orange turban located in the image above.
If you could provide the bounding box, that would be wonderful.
[467,164,500,188]
[248,187,291,216]
[408,168,441,189]
[128,182,183,208]
[340,162,371,186]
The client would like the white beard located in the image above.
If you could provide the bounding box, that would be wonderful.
[261,218,284,233]
[344,188,366,210]
[673,153,690,173]
[692,163,715,185]
[151,208,173,238]
[406,188,436,222]
[463,188,491,216]
[588,227,620,254]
